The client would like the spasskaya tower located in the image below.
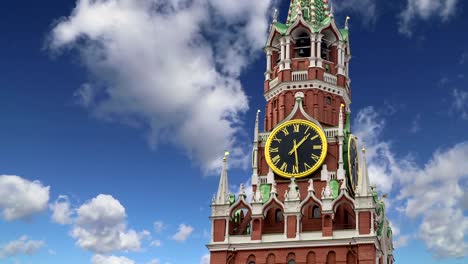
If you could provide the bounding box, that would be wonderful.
[208,1,395,264]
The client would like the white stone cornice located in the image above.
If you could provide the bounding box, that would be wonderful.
[207,235,379,251]
[265,80,351,106]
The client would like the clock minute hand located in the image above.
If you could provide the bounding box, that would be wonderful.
[288,133,310,155]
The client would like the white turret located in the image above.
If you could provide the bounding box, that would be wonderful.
[214,152,230,205]
[357,148,371,196]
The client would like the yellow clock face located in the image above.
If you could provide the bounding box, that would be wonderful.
[265,120,328,178]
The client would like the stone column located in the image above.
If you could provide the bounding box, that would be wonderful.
[316,34,323,68]
[265,48,273,80]
[279,37,286,71]
[285,36,291,70]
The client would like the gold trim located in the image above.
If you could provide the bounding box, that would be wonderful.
[265,119,328,179]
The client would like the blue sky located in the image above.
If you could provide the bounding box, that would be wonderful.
[0,0,467,264]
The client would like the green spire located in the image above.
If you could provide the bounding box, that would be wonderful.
[286,0,331,25]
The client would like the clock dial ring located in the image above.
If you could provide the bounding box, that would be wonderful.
[265,119,328,178]
[346,135,360,193]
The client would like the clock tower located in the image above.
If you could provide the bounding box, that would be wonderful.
[208,1,395,264]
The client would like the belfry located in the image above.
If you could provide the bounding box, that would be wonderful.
[208,1,394,263]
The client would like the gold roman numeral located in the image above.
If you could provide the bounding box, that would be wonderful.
[305,126,311,134]
[280,162,288,172]
[272,155,281,165]
[311,153,320,162]
[270,147,279,153]
[273,136,282,143]
[293,124,300,133]
[293,165,299,174]
[281,128,289,136]
[310,135,319,141]
[304,162,312,170]
[313,145,322,150]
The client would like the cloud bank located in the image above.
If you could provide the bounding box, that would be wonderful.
[0,175,50,221]
[354,106,468,258]
[49,0,275,173]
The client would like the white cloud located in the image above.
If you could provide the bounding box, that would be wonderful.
[0,235,45,258]
[147,259,160,264]
[200,254,210,264]
[452,89,468,120]
[150,240,161,247]
[48,0,275,173]
[92,254,135,264]
[399,0,459,36]
[353,106,468,258]
[153,221,164,233]
[50,195,73,225]
[171,224,193,242]
[394,235,410,248]
[0,175,50,221]
[71,194,144,254]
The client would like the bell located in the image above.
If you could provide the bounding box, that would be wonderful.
[299,49,305,56]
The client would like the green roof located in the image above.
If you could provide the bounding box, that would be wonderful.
[269,1,349,43]
[260,184,271,202]
[340,29,349,42]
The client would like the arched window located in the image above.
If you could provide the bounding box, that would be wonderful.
[321,40,330,61]
[326,251,336,264]
[247,254,256,264]
[326,96,332,105]
[267,254,276,264]
[295,32,311,58]
[312,206,321,219]
[275,209,283,223]
[288,260,296,264]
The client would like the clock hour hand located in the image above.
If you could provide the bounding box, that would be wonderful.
[293,140,299,168]
[288,133,311,155]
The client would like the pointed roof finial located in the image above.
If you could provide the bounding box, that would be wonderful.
[296,0,302,16]
[273,8,278,23]
[345,16,351,30]
[214,152,230,205]
[239,183,246,198]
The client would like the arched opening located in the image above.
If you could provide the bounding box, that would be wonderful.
[267,253,276,264]
[333,202,356,230]
[287,253,296,264]
[307,251,316,264]
[302,201,322,232]
[326,251,336,264]
[247,254,256,264]
[263,205,284,234]
[294,32,311,58]
[320,29,337,62]
[230,206,252,236]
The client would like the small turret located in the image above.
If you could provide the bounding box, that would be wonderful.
[213,152,230,205]
[357,147,371,196]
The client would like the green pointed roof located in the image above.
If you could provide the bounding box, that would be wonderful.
[268,0,350,45]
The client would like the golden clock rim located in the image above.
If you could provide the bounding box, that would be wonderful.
[264,119,328,179]
[347,135,360,190]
